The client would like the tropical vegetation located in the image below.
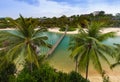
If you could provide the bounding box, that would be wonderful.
[0,15,51,72]
[69,22,116,80]
[16,64,89,82]
[1,11,120,29]
[0,62,16,82]
[111,44,120,68]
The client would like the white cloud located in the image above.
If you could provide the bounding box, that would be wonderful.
[87,0,120,15]
[0,0,120,18]
[36,0,83,17]
[0,0,81,18]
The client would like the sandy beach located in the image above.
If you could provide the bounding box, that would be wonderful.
[48,27,120,36]
[101,27,120,36]
[48,28,79,34]
[52,62,120,82]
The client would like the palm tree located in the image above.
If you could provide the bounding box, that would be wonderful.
[111,44,120,68]
[0,15,51,72]
[69,36,79,73]
[69,22,115,80]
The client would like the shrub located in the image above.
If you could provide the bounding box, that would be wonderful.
[0,62,16,82]
[16,72,37,82]
[16,64,89,82]
[59,26,76,31]
[68,71,90,82]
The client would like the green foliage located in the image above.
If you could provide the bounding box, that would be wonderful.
[0,15,51,71]
[57,72,68,82]
[39,13,117,28]
[16,64,89,82]
[111,44,120,69]
[59,26,66,31]
[32,64,58,82]
[0,18,11,28]
[102,76,111,82]
[1,12,120,29]
[16,73,37,82]
[0,23,9,28]
[69,22,116,79]
[0,62,16,82]
[69,71,89,82]
[59,26,76,31]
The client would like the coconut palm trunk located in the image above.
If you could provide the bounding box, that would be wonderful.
[85,44,91,80]
[74,54,79,72]
[75,58,78,72]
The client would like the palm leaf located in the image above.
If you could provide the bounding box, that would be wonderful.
[70,45,84,58]
[91,48,102,74]
[6,42,24,61]
[98,32,116,41]
[111,62,120,69]
[78,48,89,72]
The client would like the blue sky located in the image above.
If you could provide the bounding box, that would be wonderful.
[0,0,120,18]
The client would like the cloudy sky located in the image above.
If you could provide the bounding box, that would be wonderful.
[0,0,120,18]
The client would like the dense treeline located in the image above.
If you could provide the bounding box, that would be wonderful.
[0,11,120,30]
[38,11,120,28]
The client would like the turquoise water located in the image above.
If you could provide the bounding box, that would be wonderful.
[48,35,75,72]
[103,36,120,45]
[40,32,61,55]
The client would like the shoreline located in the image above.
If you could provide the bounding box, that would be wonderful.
[48,28,79,34]
[0,27,120,36]
[48,27,120,36]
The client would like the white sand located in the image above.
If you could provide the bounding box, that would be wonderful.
[0,28,15,30]
[48,28,79,34]
[89,76,120,82]
[48,27,120,36]
[101,27,120,36]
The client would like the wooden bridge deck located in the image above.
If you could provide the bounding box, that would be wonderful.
[47,27,67,56]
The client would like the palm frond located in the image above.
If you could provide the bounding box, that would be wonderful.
[26,44,39,68]
[98,32,116,41]
[32,34,48,40]
[6,42,24,61]
[97,49,111,65]
[78,48,89,72]
[110,62,120,69]
[0,15,50,71]
[5,30,25,39]
[70,45,84,58]
[91,48,103,74]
